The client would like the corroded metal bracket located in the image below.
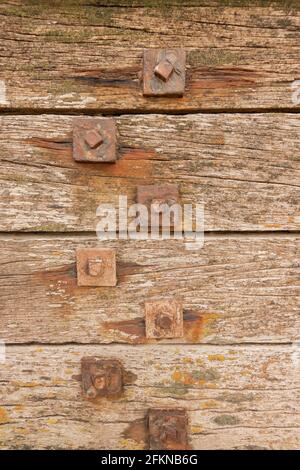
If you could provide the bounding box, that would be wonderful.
[76,247,117,287]
[73,117,117,162]
[143,49,186,97]
[145,298,183,339]
[81,357,123,399]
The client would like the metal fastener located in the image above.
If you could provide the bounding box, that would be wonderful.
[81,357,123,399]
[73,117,117,162]
[148,409,188,450]
[145,298,183,339]
[76,247,117,287]
[143,49,186,97]
[137,184,179,228]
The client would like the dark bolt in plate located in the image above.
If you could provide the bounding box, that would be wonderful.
[73,117,117,162]
[143,49,186,97]
[145,298,183,339]
[81,357,123,399]
[136,184,179,228]
[76,248,117,287]
[148,409,188,450]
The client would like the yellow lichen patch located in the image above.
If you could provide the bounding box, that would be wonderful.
[64,368,73,375]
[172,370,182,382]
[35,347,44,353]
[191,426,203,434]
[52,377,66,385]
[208,354,225,362]
[0,407,10,424]
[12,381,40,388]
[119,439,145,450]
[14,404,24,412]
[46,418,58,425]
[183,357,193,364]
[15,427,29,435]
[200,400,219,409]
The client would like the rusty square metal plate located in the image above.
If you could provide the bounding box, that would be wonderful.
[145,298,183,339]
[148,409,188,450]
[73,117,117,162]
[143,49,186,97]
[137,184,179,228]
[81,357,123,399]
[76,247,117,287]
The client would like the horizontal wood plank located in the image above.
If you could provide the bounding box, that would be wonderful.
[0,235,299,344]
[0,114,299,231]
[0,344,299,449]
[0,2,299,111]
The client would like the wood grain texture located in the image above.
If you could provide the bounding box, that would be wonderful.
[0,2,299,111]
[0,235,299,344]
[0,114,299,231]
[0,344,299,449]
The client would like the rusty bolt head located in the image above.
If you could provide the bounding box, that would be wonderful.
[154,59,174,82]
[76,248,117,287]
[88,257,104,277]
[148,409,188,450]
[84,129,103,149]
[145,298,183,339]
[154,313,172,331]
[143,49,186,97]
[93,373,106,391]
[73,117,117,162]
[81,357,123,399]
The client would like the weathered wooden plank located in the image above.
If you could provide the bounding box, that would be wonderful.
[0,235,299,344]
[0,114,299,231]
[0,2,299,111]
[0,345,299,449]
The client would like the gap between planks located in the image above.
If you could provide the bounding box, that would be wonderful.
[0,108,300,116]
[0,231,299,240]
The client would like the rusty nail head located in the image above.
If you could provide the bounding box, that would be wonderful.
[73,117,117,162]
[76,248,117,287]
[143,49,186,97]
[81,357,123,399]
[145,298,183,339]
[148,409,188,450]
[137,184,179,228]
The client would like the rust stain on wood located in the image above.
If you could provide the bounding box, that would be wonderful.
[103,317,146,344]
[190,67,262,90]
[24,136,72,154]
[122,418,147,449]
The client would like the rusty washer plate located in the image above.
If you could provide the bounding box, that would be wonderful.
[145,298,183,339]
[73,117,117,162]
[143,49,186,97]
[148,409,188,450]
[137,184,179,228]
[76,247,117,287]
[81,357,123,399]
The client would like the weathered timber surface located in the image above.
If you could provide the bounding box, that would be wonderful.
[0,345,299,449]
[0,2,299,111]
[0,235,299,344]
[0,114,299,231]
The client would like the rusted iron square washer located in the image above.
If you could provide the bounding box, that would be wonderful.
[143,49,186,97]
[76,247,117,286]
[137,184,179,227]
[149,409,188,450]
[145,298,183,338]
[81,357,123,398]
[73,117,116,162]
